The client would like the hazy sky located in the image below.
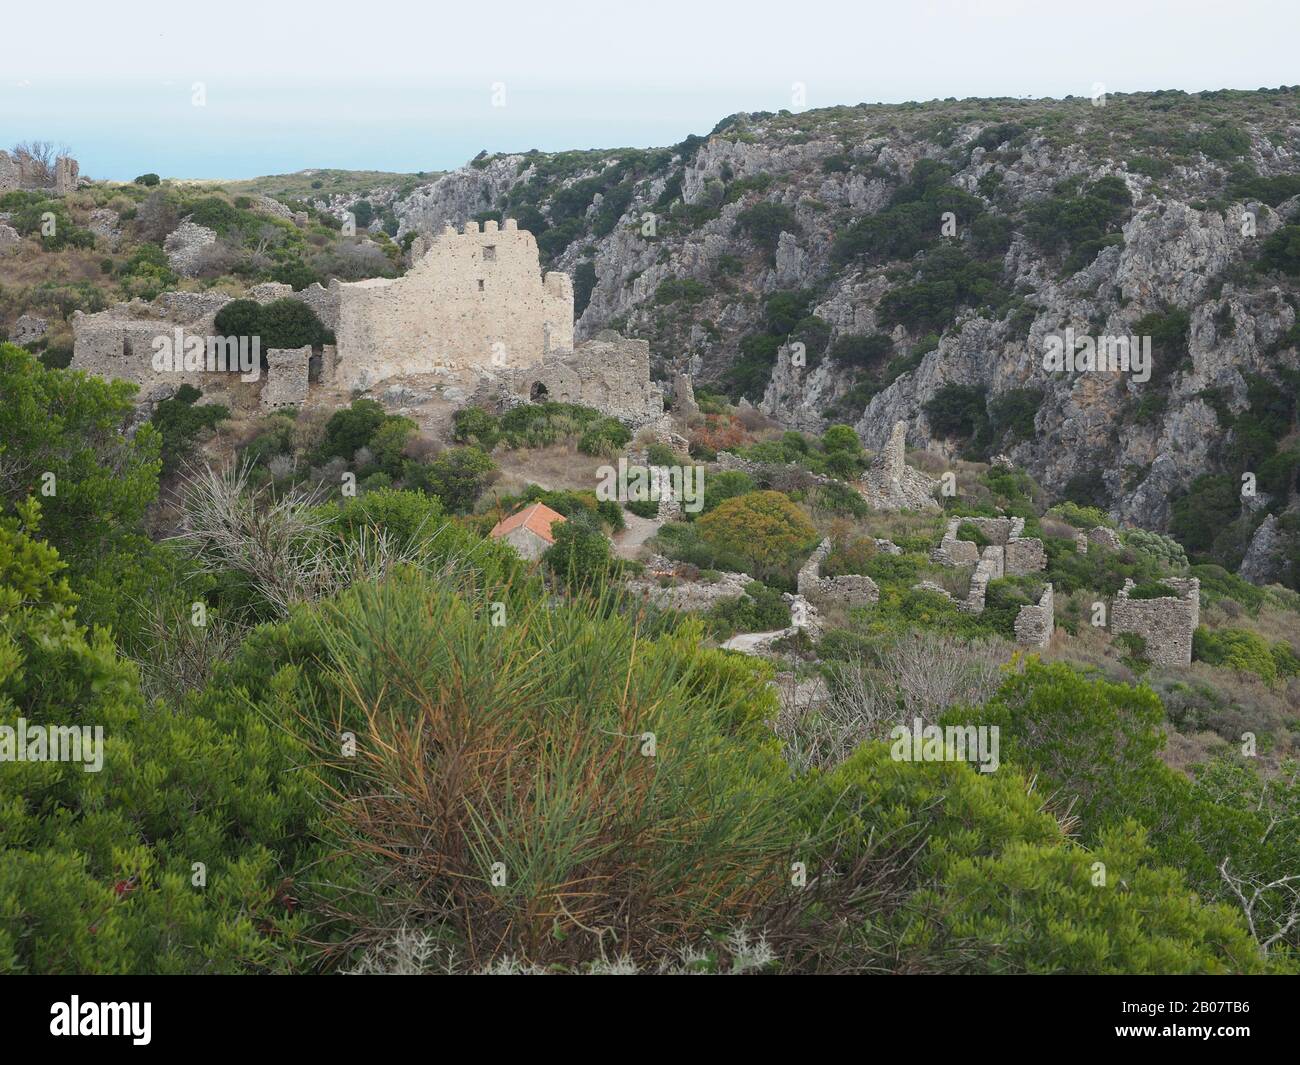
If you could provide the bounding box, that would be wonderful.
[2,0,1297,180]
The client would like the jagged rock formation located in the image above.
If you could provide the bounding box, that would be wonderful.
[1239,512,1290,585]
[378,92,1300,551]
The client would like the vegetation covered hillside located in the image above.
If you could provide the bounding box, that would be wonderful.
[2,342,1299,974]
[389,88,1300,580]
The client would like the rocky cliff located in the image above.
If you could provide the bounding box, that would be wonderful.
[388,90,1300,560]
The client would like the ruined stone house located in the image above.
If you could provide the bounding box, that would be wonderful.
[1110,577,1201,667]
[0,151,79,196]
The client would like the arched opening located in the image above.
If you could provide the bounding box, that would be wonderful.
[530,381,549,402]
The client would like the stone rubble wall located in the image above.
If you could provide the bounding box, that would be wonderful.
[1088,526,1123,551]
[249,280,342,332]
[164,221,219,277]
[1004,535,1047,576]
[960,545,1006,614]
[796,537,880,609]
[859,419,941,511]
[9,315,48,345]
[932,517,1046,583]
[1014,583,1055,648]
[485,331,664,428]
[624,569,752,612]
[673,372,699,418]
[261,347,311,410]
[1110,576,1200,666]
[0,151,79,195]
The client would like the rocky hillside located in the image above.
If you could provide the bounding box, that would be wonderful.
[389,89,1300,578]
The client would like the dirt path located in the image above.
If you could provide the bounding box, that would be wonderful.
[719,628,789,654]
[612,511,662,560]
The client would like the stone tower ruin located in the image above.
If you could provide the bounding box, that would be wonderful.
[332,218,573,390]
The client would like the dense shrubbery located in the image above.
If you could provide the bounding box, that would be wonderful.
[150,385,230,475]
[696,491,819,585]
[213,298,333,351]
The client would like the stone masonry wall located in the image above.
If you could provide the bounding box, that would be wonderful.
[0,151,78,195]
[1014,583,1055,647]
[961,545,1005,614]
[492,331,664,427]
[860,419,940,511]
[262,347,311,410]
[797,537,880,609]
[932,517,1045,579]
[334,219,573,390]
[1110,577,1200,666]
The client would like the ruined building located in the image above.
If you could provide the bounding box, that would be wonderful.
[0,151,79,196]
[1110,577,1201,667]
[860,420,941,511]
[69,222,665,426]
[333,219,573,390]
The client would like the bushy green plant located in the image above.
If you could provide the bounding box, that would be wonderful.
[403,446,496,514]
[150,385,229,475]
[696,491,818,584]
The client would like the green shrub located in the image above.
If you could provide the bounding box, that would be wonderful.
[451,406,500,450]
[150,386,230,475]
[402,446,496,514]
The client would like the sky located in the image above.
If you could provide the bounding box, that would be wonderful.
[2,0,1297,181]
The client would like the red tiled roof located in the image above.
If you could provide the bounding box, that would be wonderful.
[488,502,567,545]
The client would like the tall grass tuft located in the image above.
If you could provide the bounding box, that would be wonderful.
[299,570,806,969]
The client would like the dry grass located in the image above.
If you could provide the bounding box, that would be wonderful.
[487,443,610,500]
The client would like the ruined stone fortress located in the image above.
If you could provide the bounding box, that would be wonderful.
[69,219,663,425]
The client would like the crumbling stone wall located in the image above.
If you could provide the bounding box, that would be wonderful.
[262,347,311,410]
[164,221,218,277]
[1111,577,1200,666]
[9,315,48,346]
[673,373,699,418]
[1088,526,1123,551]
[860,420,940,511]
[797,538,880,609]
[1014,584,1054,648]
[932,516,1045,577]
[71,296,228,395]
[1004,535,1047,576]
[0,150,78,195]
[961,546,1005,614]
[625,568,752,612]
[249,280,342,332]
[932,519,981,565]
[54,156,79,195]
[491,331,664,427]
[334,219,573,390]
